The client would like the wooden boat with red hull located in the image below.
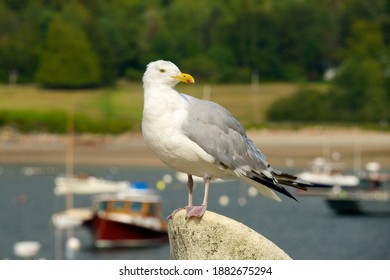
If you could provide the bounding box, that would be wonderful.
[85,185,168,248]
[88,218,168,247]
[52,177,168,248]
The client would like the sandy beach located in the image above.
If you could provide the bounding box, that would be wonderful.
[0,127,389,169]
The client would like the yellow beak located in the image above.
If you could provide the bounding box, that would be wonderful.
[174,72,195,84]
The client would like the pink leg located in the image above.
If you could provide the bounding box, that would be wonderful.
[187,174,194,206]
[168,174,194,219]
[186,177,210,218]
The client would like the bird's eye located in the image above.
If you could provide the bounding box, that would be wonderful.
[159,69,166,73]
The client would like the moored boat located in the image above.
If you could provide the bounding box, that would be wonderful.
[296,159,390,214]
[296,157,359,193]
[54,175,129,195]
[52,177,168,248]
[324,162,390,214]
[85,183,168,247]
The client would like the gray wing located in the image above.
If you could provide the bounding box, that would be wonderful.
[181,97,268,175]
[181,96,310,201]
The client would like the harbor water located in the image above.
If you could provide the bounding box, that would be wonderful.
[0,164,389,260]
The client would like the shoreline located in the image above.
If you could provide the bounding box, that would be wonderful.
[1,128,389,169]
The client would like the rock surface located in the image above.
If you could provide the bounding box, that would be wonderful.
[168,209,292,260]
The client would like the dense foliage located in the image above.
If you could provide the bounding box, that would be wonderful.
[0,0,389,87]
[0,0,389,128]
[267,20,390,123]
[35,15,101,88]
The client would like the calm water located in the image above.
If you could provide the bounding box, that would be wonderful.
[0,164,389,260]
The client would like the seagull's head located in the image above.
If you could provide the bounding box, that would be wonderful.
[143,60,195,88]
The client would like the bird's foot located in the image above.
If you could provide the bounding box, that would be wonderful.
[185,205,206,218]
[167,205,207,219]
[167,208,184,219]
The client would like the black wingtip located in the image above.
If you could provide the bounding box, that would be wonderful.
[272,171,312,191]
[279,186,299,202]
[249,172,300,202]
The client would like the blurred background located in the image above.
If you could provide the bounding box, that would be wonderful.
[0,0,389,260]
[0,0,390,130]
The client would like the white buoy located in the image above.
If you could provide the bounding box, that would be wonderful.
[13,241,41,259]
[52,213,82,230]
[366,162,381,172]
[66,237,81,251]
[65,237,81,260]
[218,195,230,207]
[285,158,295,168]
[248,186,258,197]
[238,197,247,206]
[162,174,173,184]
[332,151,341,161]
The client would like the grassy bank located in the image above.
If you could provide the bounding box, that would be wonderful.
[2,81,387,133]
[0,81,308,133]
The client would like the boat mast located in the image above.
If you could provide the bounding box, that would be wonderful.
[66,111,74,210]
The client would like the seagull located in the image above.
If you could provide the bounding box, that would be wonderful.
[142,60,311,218]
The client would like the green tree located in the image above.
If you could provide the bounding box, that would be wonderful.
[35,14,101,88]
[267,19,390,123]
[267,88,331,122]
[163,0,226,81]
[340,0,388,42]
[89,0,144,84]
[1,0,390,86]
[329,20,390,121]
[0,1,45,83]
[217,1,276,81]
[274,1,341,81]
